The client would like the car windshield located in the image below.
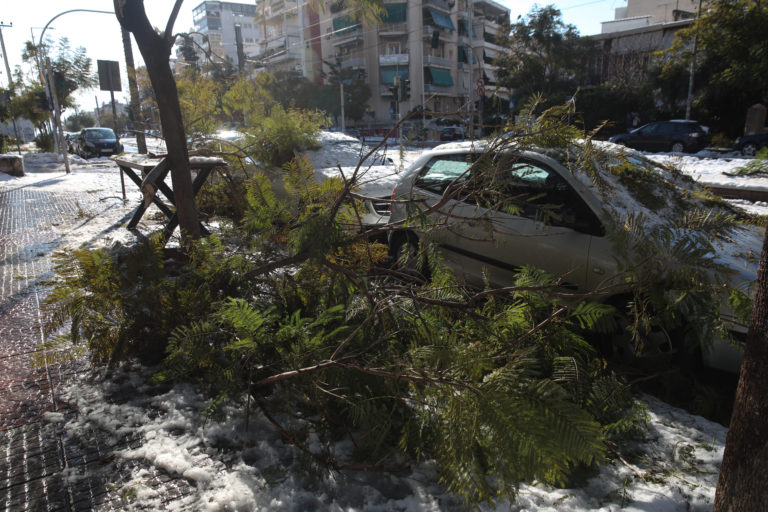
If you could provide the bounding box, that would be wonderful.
[416,157,474,194]
[85,129,116,140]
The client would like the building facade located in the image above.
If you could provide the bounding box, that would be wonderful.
[183,0,510,129]
[191,1,261,68]
[317,0,510,127]
[602,0,702,34]
[245,0,509,128]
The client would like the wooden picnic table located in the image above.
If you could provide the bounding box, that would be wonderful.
[113,153,228,239]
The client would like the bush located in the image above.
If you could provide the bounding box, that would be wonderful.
[35,132,54,152]
[43,151,640,507]
[711,132,733,148]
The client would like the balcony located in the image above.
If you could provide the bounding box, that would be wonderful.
[424,83,453,94]
[267,49,300,64]
[379,53,409,66]
[423,55,452,68]
[378,22,408,36]
[423,0,452,13]
[473,0,509,18]
[331,27,363,47]
[341,57,366,69]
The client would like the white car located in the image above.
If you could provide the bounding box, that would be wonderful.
[385,140,762,373]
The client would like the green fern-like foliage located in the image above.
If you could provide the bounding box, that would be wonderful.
[43,102,659,508]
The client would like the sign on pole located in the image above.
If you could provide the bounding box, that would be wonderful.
[476,77,485,97]
[97,60,121,91]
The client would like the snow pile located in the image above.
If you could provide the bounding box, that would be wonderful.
[649,153,768,191]
[50,365,727,511]
[304,131,421,198]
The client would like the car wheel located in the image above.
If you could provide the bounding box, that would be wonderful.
[742,143,759,157]
[607,320,675,367]
[670,141,685,153]
[390,234,429,281]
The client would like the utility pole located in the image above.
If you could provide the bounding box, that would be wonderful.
[45,57,70,173]
[121,27,146,153]
[0,22,22,153]
[685,0,703,120]
[339,77,346,133]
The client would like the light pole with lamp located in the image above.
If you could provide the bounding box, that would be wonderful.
[0,21,22,153]
[38,9,115,173]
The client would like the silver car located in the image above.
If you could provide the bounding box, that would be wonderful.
[385,141,761,373]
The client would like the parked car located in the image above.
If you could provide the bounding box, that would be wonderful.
[734,132,768,156]
[609,120,711,153]
[75,128,123,158]
[439,127,465,141]
[383,140,760,373]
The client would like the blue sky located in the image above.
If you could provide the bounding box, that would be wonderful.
[1,0,625,112]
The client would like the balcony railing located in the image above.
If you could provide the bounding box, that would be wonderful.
[423,55,453,68]
[424,83,453,94]
[378,22,408,35]
[341,57,366,68]
[423,0,452,12]
[379,53,409,66]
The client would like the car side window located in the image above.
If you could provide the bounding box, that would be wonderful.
[639,124,658,135]
[415,154,474,195]
[497,161,605,236]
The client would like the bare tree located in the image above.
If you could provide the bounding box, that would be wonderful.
[113,0,200,241]
[714,225,768,510]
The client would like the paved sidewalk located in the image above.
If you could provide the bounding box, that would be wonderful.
[0,175,200,511]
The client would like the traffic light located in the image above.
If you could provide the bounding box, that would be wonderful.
[400,79,410,101]
[389,84,399,102]
[390,76,400,102]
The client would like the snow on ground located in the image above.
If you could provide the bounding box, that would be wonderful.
[2,141,766,510]
[56,364,727,511]
[649,151,768,191]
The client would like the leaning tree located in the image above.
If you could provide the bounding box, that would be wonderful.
[113,0,200,241]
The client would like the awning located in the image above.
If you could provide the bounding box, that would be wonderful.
[458,46,476,64]
[458,46,468,63]
[460,20,476,37]
[383,3,407,23]
[332,15,358,35]
[428,8,455,31]
[380,66,409,85]
[427,67,453,87]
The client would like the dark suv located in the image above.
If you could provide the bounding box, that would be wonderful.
[609,120,710,153]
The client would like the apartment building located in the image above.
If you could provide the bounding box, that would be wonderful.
[191,1,261,68]
[602,0,702,33]
[319,0,510,126]
[247,0,507,127]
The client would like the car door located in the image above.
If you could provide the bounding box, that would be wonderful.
[410,152,607,291]
[453,156,606,290]
[629,123,662,151]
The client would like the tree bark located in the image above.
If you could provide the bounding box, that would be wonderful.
[113,0,200,241]
[714,224,768,511]
[120,27,147,154]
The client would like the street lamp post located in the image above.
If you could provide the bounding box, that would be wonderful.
[0,21,22,153]
[37,9,115,173]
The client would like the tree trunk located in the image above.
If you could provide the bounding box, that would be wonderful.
[714,224,768,511]
[121,27,147,154]
[114,0,200,241]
